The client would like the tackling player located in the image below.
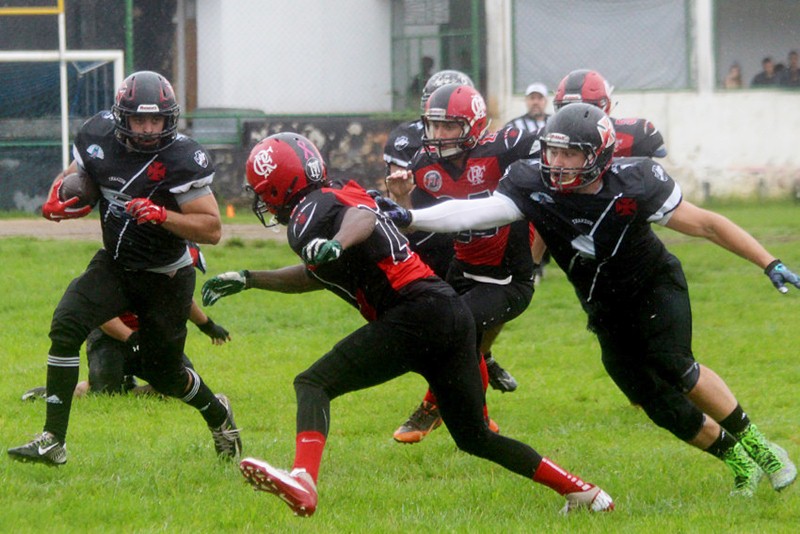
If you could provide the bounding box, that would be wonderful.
[377,102,798,497]
[201,132,614,517]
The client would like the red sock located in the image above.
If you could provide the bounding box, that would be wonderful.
[293,431,326,483]
[478,353,489,392]
[532,458,594,495]
[423,389,437,405]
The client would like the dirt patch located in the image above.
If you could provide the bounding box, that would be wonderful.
[0,218,285,242]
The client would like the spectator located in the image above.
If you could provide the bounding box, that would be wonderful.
[408,56,435,107]
[751,57,779,87]
[723,62,743,89]
[779,50,800,88]
[504,82,550,133]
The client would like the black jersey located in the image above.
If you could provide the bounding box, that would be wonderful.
[286,180,443,321]
[73,111,215,270]
[383,119,424,169]
[409,127,539,283]
[612,117,667,158]
[497,158,681,303]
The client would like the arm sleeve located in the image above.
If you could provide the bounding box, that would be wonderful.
[410,193,524,232]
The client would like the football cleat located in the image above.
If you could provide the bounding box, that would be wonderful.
[240,457,318,517]
[209,394,242,459]
[724,442,764,497]
[393,401,443,444]
[485,356,518,393]
[737,424,797,491]
[560,484,615,514]
[21,386,47,401]
[7,431,67,466]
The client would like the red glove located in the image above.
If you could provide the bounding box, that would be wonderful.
[125,198,167,225]
[42,178,93,221]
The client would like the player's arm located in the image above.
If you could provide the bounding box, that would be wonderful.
[407,194,523,233]
[99,316,135,343]
[665,199,800,293]
[126,192,222,244]
[201,264,324,306]
[300,206,376,266]
[189,299,231,344]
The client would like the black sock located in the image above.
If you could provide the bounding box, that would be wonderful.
[44,354,80,443]
[719,404,750,436]
[705,428,738,459]
[181,368,226,427]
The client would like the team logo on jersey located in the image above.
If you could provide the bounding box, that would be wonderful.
[652,164,667,182]
[147,161,167,182]
[87,144,105,160]
[194,150,209,168]
[394,136,410,151]
[530,191,554,204]
[466,164,486,186]
[615,197,638,217]
[423,170,443,192]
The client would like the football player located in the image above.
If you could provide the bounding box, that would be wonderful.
[8,71,241,466]
[377,103,798,497]
[200,132,614,517]
[385,84,539,443]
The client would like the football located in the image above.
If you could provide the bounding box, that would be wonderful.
[59,171,100,208]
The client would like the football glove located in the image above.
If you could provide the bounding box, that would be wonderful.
[125,198,167,225]
[42,178,93,221]
[764,259,800,294]
[196,317,231,344]
[202,270,250,306]
[301,238,343,266]
[373,195,412,228]
[126,331,141,354]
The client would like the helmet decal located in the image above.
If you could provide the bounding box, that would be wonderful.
[252,146,277,178]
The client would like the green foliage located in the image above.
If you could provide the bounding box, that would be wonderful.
[1,202,799,532]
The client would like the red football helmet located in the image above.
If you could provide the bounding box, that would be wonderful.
[112,71,180,153]
[422,84,488,159]
[553,69,613,114]
[245,132,328,226]
[540,103,616,192]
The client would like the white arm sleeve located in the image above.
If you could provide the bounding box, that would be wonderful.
[410,193,524,232]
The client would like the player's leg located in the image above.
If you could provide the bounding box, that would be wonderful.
[86,329,127,394]
[132,265,240,459]
[8,250,127,465]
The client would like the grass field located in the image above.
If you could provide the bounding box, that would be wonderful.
[1,201,799,533]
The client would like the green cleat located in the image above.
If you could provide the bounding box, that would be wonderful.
[723,442,763,497]
[737,424,797,491]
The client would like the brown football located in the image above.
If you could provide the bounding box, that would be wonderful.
[59,172,100,208]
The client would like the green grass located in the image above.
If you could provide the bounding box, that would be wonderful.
[1,201,799,533]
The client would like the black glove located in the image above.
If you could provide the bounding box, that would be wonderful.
[373,195,412,228]
[197,317,231,342]
[764,259,800,294]
[126,330,141,353]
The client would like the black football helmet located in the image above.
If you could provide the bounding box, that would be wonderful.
[540,103,616,192]
[420,69,474,112]
[245,132,329,227]
[422,84,488,159]
[553,69,613,114]
[112,71,180,153]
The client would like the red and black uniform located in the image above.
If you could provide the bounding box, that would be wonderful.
[384,119,455,278]
[45,111,222,441]
[409,127,538,337]
[497,157,707,441]
[611,117,667,158]
[287,180,544,476]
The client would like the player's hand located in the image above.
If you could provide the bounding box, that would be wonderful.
[125,198,167,225]
[202,270,249,306]
[374,195,412,228]
[196,317,231,345]
[126,331,141,354]
[42,178,93,221]
[301,238,343,266]
[385,169,415,200]
[765,259,800,294]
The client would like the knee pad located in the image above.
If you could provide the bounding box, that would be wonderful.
[678,362,700,393]
[640,391,705,441]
